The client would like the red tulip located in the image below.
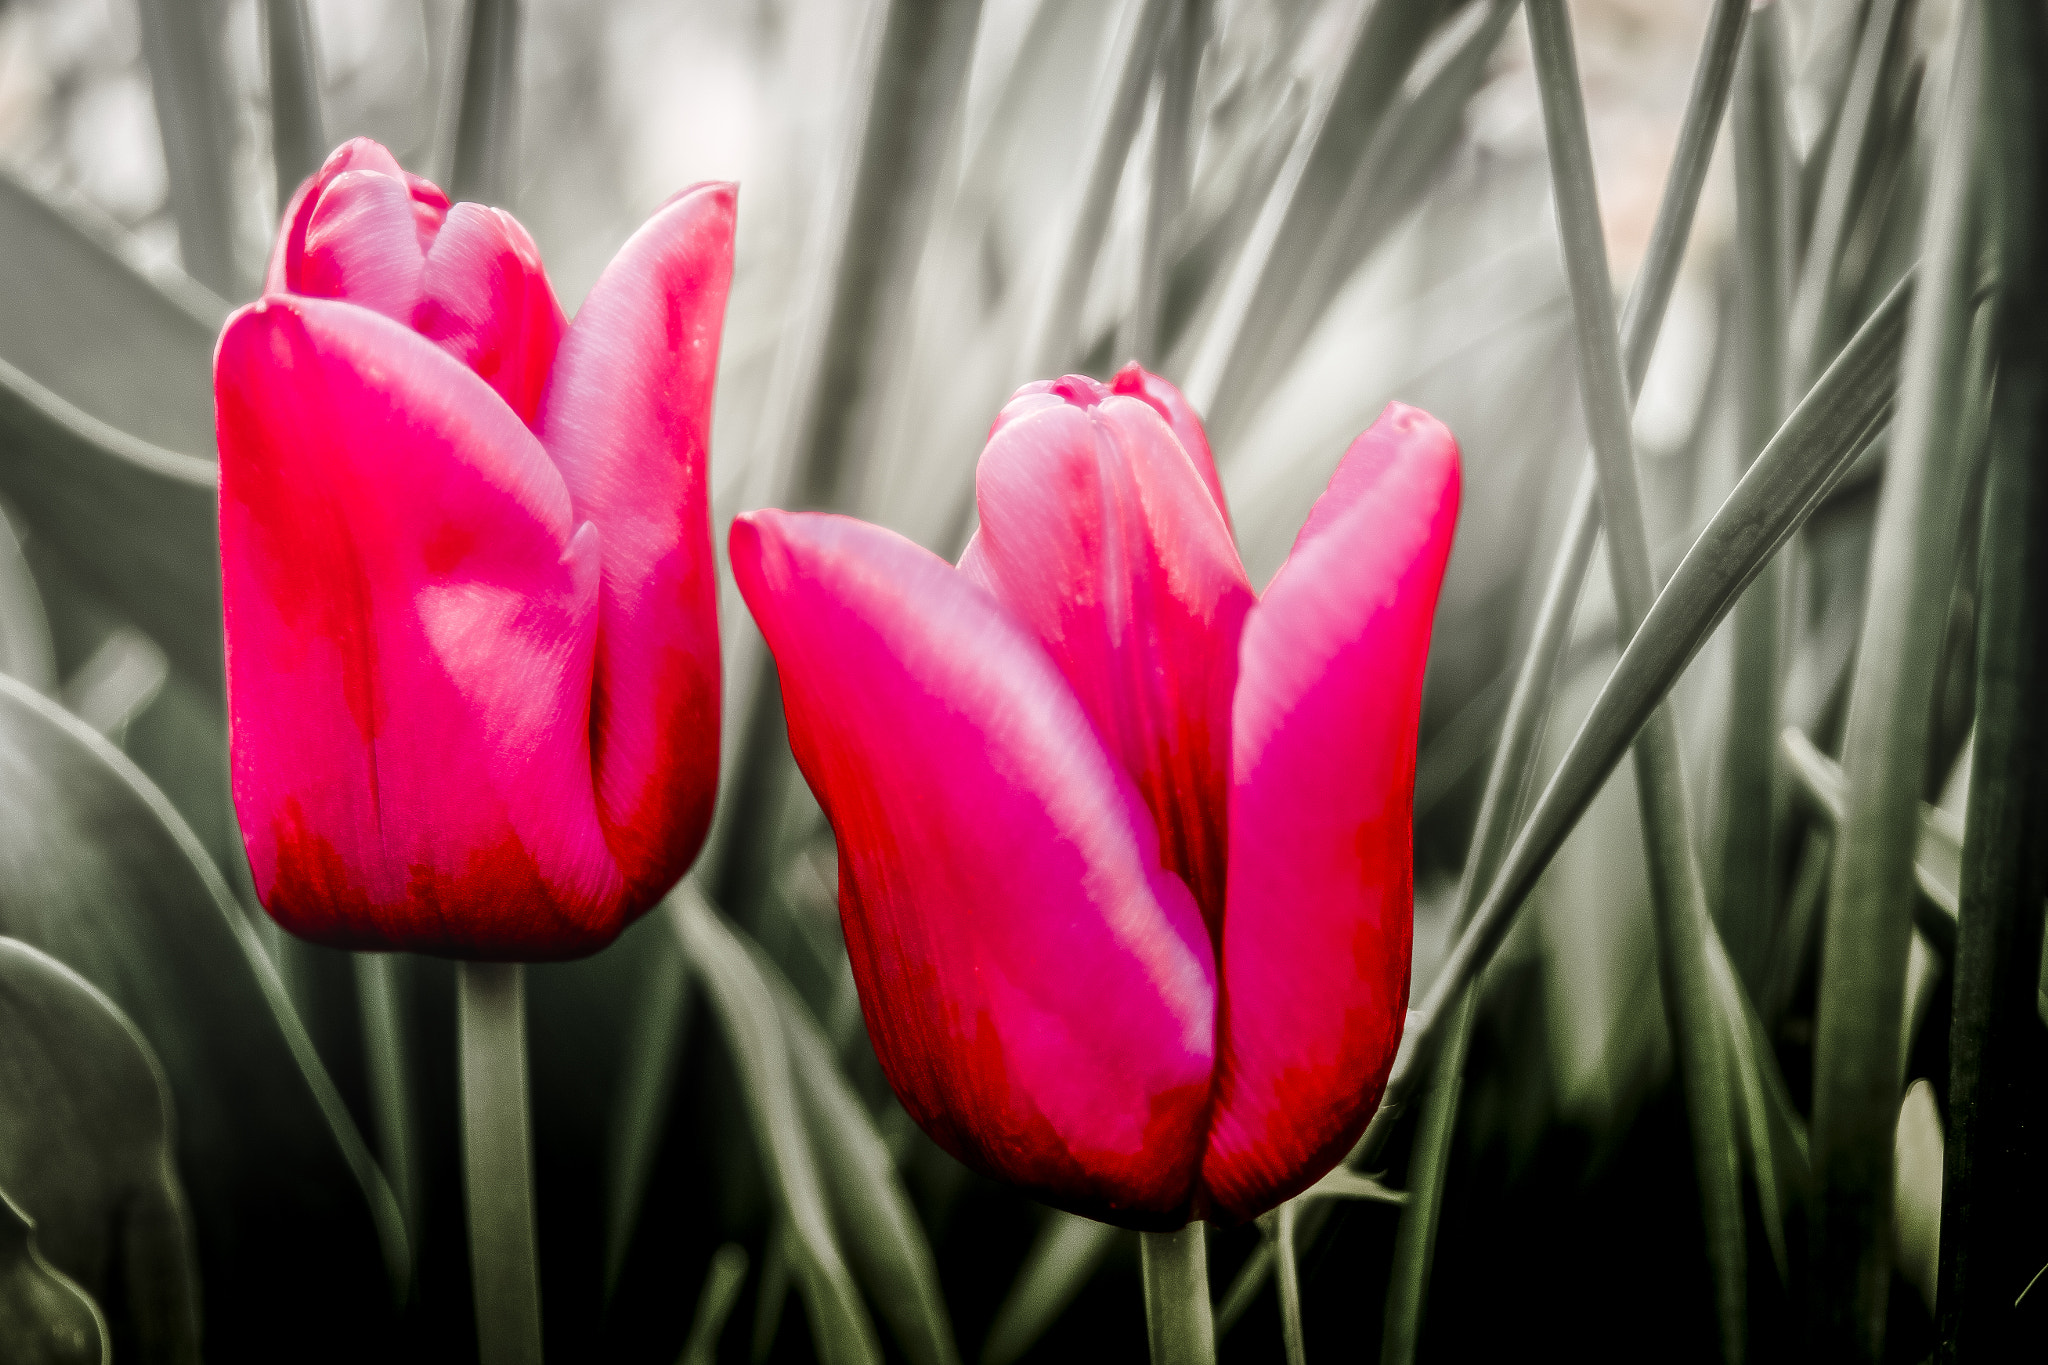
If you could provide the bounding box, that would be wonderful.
[731,367,1459,1226]
[216,139,733,959]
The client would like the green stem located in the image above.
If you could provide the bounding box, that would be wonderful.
[1122,0,1209,367]
[448,0,522,206]
[263,0,326,211]
[458,961,542,1365]
[1140,1226,1214,1365]
[354,952,417,1290]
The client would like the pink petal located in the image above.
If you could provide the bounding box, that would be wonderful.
[969,378,1253,936]
[1201,402,1460,1220]
[268,139,406,297]
[293,168,432,326]
[216,294,627,959]
[731,510,1217,1227]
[535,182,733,903]
[1110,364,1230,529]
[415,203,567,428]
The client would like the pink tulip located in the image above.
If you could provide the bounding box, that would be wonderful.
[731,367,1459,1225]
[216,139,732,959]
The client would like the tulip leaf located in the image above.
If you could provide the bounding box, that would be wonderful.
[681,1243,750,1365]
[1780,725,1963,948]
[0,174,223,454]
[671,887,882,1365]
[759,932,961,1365]
[135,0,241,297]
[0,936,192,1363]
[0,674,407,1357]
[980,1213,1122,1365]
[0,1186,107,1365]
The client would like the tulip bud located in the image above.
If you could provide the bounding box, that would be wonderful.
[217,140,734,959]
[733,368,1459,1224]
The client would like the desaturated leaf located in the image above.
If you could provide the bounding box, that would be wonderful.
[1892,1079,1943,1314]
[0,938,196,1363]
[980,1214,1122,1365]
[0,675,406,1358]
[0,1186,106,1365]
[672,887,882,1365]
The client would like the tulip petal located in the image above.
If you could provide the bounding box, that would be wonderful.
[415,203,566,428]
[294,168,432,326]
[1202,402,1460,1220]
[970,379,1253,935]
[537,182,733,902]
[217,295,625,958]
[1110,364,1230,528]
[731,510,1217,1227]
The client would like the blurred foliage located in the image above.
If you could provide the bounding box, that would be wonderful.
[0,0,2039,1362]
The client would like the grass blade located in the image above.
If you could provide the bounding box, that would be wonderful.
[1021,0,1177,376]
[1373,264,1914,1175]
[1934,4,2048,1347]
[1810,12,1984,1354]
[1526,3,1745,1352]
[264,0,328,211]
[1713,0,1795,994]
[681,1244,751,1365]
[1183,0,1474,429]
[672,888,882,1365]
[135,0,240,297]
[448,0,523,206]
[980,1215,1121,1365]
[1121,0,1209,367]
[711,0,985,914]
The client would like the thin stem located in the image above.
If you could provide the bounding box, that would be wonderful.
[458,961,542,1365]
[1272,1202,1306,1365]
[355,952,417,1291]
[263,0,326,211]
[1140,1225,1214,1365]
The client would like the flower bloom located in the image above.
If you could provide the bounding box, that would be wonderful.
[216,139,732,959]
[731,367,1459,1225]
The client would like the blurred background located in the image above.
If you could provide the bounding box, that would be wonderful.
[0,0,2000,1362]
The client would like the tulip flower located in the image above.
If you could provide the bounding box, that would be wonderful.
[731,367,1459,1226]
[216,139,733,959]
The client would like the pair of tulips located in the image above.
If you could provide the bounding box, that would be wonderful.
[217,141,1460,1228]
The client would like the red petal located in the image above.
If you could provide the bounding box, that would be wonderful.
[1199,403,1459,1219]
[415,203,566,428]
[970,380,1253,936]
[535,183,732,902]
[216,295,627,958]
[731,510,1217,1227]
[1111,364,1230,529]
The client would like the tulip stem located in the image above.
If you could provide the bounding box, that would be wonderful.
[1140,1225,1215,1365]
[458,961,543,1365]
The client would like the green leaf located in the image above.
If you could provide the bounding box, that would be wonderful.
[980,1214,1122,1365]
[0,674,407,1356]
[135,0,242,297]
[1378,265,1915,1169]
[681,1243,750,1365]
[1780,726,1961,940]
[0,1186,106,1365]
[263,0,328,209]
[671,887,882,1365]
[1526,2,1745,1350]
[1809,13,1987,1349]
[0,937,194,1362]
[771,939,961,1365]
[446,0,522,205]
[1892,1079,1943,1315]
